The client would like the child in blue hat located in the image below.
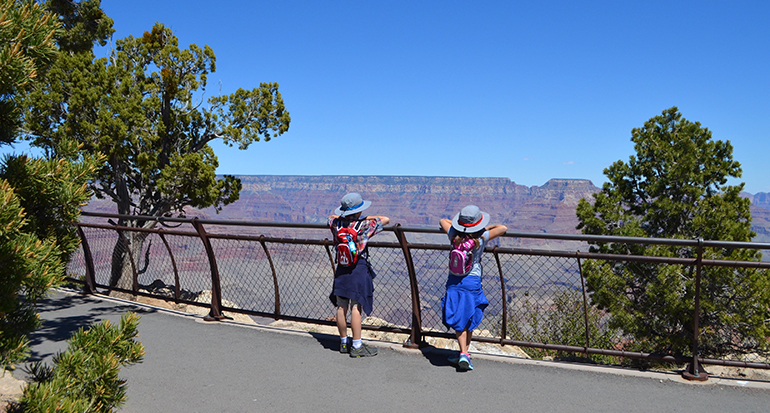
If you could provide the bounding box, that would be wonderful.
[328,193,390,358]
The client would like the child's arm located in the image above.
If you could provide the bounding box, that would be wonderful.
[486,224,508,240]
[368,215,390,225]
[439,218,452,232]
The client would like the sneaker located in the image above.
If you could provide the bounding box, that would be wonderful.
[340,338,350,354]
[458,353,473,371]
[349,342,378,358]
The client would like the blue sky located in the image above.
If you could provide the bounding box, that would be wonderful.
[7,1,770,193]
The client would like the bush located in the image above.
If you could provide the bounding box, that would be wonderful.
[12,312,144,413]
[507,289,621,365]
[0,179,65,368]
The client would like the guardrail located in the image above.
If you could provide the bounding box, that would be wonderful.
[67,211,770,381]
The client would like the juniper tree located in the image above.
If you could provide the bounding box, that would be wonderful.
[576,107,770,358]
[22,22,291,293]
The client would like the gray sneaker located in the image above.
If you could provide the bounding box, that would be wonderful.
[340,338,350,354]
[349,342,378,358]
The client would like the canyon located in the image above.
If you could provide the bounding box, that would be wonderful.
[84,175,770,245]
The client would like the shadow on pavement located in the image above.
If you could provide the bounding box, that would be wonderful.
[418,345,470,372]
[25,292,157,363]
[308,331,343,353]
[307,330,466,372]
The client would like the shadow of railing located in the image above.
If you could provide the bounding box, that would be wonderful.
[67,211,770,381]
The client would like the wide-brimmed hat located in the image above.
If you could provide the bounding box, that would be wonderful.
[451,205,490,233]
[335,192,372,217]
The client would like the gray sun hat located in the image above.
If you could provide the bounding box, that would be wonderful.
[451,205,491,233]
[335,192,372,217]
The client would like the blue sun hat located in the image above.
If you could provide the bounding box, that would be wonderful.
[335,192,372,217]
[451,205,490,233]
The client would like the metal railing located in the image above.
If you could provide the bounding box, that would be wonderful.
[67,211,770,381]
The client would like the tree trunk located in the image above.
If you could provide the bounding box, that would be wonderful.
[109,230,149,299]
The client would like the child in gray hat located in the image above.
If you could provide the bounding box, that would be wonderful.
[439,205,507,370]
[328,192,390,357]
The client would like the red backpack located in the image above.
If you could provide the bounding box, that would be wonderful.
[335,226,359,267]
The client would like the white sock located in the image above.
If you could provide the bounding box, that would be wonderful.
[352,339,363,349]
[341,337,348,344]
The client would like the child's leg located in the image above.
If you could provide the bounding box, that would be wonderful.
[336,306,348,337]
[336,299,349,338]
[348,303,377,356]
[456,329,472,354]
[350,303,362,341]
[465,329,473,350]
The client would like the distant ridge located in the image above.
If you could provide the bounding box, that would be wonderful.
[83,175,770,243]
[219,175,598,232]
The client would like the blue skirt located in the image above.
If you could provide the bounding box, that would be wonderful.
[441,274,488,332]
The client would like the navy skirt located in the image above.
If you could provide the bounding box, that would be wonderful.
[329,257,376,316]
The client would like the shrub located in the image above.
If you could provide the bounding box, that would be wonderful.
[507,289,621,365]
[13,312,144,413]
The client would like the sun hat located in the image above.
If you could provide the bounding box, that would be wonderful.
[451,205,490,233]
[335,192,372,217]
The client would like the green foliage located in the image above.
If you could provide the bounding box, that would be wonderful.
[576,107,770,358]
[0,0,62,144]
[24,22,291,220]
[1,140,102,261]
[0,144,100,368]
[14,312,145,413]
[22,21,290,289]
[0,0,65,369]
[0,0,102,370]
[0,179,62,368]
[45,0,114,53]
[507,289,621,364]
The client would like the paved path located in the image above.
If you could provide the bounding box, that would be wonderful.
[16,290,770,412]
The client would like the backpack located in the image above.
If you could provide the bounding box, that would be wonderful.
[335,226,359,267]
[449,238,477,276]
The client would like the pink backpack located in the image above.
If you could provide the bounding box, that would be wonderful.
[449,238,476,276]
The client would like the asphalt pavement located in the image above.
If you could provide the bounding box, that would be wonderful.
[16,290,770,412]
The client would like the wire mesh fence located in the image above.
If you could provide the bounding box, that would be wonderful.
[67,212,770,378]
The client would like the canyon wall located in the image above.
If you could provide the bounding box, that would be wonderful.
[84,175,770,243]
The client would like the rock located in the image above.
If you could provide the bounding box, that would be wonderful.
[135,288,256,325]
[708,366,770,381]
[705,353,770,381]
[0,369,25,410]
[139,280,198,301]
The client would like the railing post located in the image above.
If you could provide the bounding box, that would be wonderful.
[76,225,97,294]
[576,252,591,353]
[258,236,281,319]
[493,247,507,344]
[394,224,423,348]
[683,238,708,381]
[192,218,227,321]
[324,241,336,273]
